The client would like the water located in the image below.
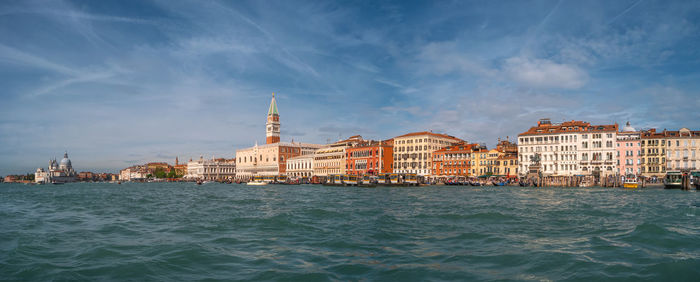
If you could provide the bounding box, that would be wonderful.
[1,183,698,281]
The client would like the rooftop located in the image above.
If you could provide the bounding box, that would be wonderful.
[393,131,463,141]
[519,120,618,136]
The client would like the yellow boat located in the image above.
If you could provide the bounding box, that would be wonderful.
[623,175,638,189]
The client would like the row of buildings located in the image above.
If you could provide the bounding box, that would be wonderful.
[517,119,699,179]
[118,157,236,182]
[233,94,700,181]
[39,93,695,183]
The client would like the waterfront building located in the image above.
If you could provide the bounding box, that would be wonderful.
[35,152,77,184]
[518,119,618,177]
[173,157,187,177]
[432,142,477,177]
[640,129,667,178]
[393,131,463,176]
[346,139,394,175]
[664,128,700,172]
[469,145,490,176]
[616,122,641,176]
[493,139,519,177]
[146,162,173,172]
[185,157,236,181]
[78,171,94,181]
[235,93,323,180]
[286,155,314,178]
[119,165,150,181]
[237,141,322,180]
[313,135,367,177]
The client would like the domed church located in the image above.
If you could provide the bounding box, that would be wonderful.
[35,152,77,184]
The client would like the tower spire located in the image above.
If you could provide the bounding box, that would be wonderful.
[266,92,280,144]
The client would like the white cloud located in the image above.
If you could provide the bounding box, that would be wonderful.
[503,56,588,89]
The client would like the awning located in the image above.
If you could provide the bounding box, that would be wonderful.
[691,172,700,177]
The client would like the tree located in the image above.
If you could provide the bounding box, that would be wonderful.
[154,167,166,179]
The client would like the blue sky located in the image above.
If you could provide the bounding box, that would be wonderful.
[1,0,699,175]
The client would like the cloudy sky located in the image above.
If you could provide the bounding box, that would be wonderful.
[1,0,699,175]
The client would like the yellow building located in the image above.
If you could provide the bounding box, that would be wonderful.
[640,129,666,178]
[470,145,490,176]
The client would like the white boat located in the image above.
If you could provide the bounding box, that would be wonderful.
[246,181,268,186]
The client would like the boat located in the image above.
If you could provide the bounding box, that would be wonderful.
[664,171,683,189]
[692,171,700,190]
[342,174,358,186]
[622,175,639,189]
[579,179,594,188]
[246,181,268,186]
[404,173,418,186]
[389,173,400,185]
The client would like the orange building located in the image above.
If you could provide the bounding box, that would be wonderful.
[432,142,478,176]
[346,139,394,175]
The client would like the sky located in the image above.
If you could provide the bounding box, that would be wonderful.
[1,0,700,175]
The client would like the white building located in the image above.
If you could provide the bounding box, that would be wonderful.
[392,131,463,176]
[119,165,150,181]
[286,155,314,178]
[665,128,700,171]
[235,93,323,181]
[186,157,236,181]
[35,152,77,184]
[518,119,618,177]
[312,135,367,177]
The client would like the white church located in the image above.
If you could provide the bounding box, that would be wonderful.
[35,152,77,184]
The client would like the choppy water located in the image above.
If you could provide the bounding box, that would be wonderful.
[0,183,698,281]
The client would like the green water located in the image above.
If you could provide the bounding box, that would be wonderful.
[1,183,698,281]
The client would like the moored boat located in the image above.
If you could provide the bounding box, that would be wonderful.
[623,174,639,189]
[664,171,683,189]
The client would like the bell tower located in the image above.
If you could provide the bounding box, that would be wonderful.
[266,92,280,144]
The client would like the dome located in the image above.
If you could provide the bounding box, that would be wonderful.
[622,121,636,132]
[59,152,72,168]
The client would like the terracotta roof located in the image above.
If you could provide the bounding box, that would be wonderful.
[519,120,618,136]
[434,142,478,153]
[393,131,463,141]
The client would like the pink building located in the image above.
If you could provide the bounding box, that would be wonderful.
[617,122,641,176]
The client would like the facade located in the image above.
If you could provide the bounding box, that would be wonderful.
[146,162,173,173]
[236,142,322,180]
[432,142,477,177]
[616,122,641,176]
[313,146,346,176]
[35,152,77,184]
[469,145,489,176]
[235,93,323,180]
[185,157,236,181]
[346,139,394,175]
[393,131,463,176]
[286,155,314,178]
[640,129,667,178]
[313,136,367,177]
[119,165,150,181]
[664,128,700,172]
[518,119,618,177]
[493,139,519,177]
